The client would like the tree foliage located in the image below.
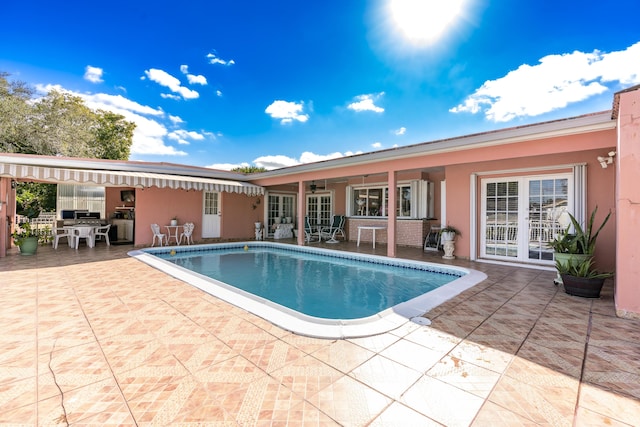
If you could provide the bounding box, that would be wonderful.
[231,165,268,173]
[0,72,135,160]
[1,71,136,216]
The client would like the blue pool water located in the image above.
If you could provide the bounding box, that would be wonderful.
[154,244,462,320]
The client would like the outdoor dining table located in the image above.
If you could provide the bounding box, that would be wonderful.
[63,224,99,248]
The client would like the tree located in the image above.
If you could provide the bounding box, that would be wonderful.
[0,72,137,216]
[232,165,268,173]
[0,72,135,160]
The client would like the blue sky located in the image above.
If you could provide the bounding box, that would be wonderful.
[2,1,638,170]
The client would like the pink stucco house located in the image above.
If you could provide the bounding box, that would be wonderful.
[1,85,638,318]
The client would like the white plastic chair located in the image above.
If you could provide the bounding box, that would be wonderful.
[94,224,111,246]
[52,227,76,249]
[74,226,95,249]
[151,223,167,246]
[179,222,195,245]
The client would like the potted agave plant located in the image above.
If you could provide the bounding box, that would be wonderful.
[550,206,611,285]
[555,257,613,298]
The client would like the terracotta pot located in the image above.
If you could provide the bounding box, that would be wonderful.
[561,274,605,298]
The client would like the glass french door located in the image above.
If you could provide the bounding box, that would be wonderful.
[266,194,295,237]
[307,194,332,227]
[481,174,571,264]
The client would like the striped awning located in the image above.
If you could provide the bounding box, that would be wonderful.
[0,163,264,196]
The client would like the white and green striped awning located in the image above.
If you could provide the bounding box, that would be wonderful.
[0,163,264,196]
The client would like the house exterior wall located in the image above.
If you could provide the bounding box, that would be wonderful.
[615,88,640,319]
[444,148,616,269]
[134,187,204,245]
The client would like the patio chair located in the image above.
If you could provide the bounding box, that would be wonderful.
[151,223,167,246]
[319,215,346,243]
[74,225,95,249]
[304,216,320,243]
[52,227,76,249]
[94,224,111,246]
[179,222,195,245]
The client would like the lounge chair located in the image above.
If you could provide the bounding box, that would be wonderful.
[319,215,346,243]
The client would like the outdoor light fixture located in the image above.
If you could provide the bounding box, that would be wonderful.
[597,151,617,169]
[11,180,17,189]
[310,181,317,193]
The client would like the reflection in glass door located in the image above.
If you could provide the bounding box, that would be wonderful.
[483,181,519,258]
[527,177,569,262]
[482,175,571,264]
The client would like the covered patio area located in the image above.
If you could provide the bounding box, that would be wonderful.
[1,242,638,425]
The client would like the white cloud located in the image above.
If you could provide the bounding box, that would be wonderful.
[394,126,406,135]
[84,66,104,83]
[207,52,236,66]
[348,93,385,113]
[265,100,309,124]
[450,42,640,122]
[253,150,362,170]
[168,129,206,145]
[143,68,199,100]
[206,162,250,171]
[216,90,223,97]
[180,64,207,85]
[169,114,184,124]
[371,142,382,148]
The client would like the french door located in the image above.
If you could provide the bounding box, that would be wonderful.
[266,194,296,237]
[481,174,572,264]
[306,194,332,226]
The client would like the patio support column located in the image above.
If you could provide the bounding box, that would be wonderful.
[0,178,10,257]
[297,180,306,246]
[387,170,397,257]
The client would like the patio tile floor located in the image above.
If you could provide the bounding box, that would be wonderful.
[1,240,639,426]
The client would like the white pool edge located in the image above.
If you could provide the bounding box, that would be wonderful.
[129,242,487,339]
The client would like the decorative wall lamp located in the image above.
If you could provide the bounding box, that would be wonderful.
[310,181,317,193]
[11,180,17,189]
[597,151,616,168]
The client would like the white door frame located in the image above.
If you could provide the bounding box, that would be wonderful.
[202,191,221,238]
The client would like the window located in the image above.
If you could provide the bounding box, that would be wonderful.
[349,181,422,218]
[57,184,105,217]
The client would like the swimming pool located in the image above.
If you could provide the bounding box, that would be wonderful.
[130,242,486,338]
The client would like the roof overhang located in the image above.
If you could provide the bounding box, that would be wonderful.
[0,162,264,196]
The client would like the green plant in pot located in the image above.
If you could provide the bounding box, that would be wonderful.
[440,225,461,242]
[555,257,613,298]
[550,206,611,285]
[12,221,39,255]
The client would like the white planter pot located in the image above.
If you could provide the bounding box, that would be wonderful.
[170,219,178,226]
[441,231,456,242]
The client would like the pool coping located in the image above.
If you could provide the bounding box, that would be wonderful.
[129,242,487,339]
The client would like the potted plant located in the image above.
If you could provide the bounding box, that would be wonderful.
[550,206,611,284]
[440,225,461,242]
[170,216,178,226]
[555,257,613,298]
[12,221,39,255]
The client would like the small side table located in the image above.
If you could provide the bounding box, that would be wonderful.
[356,226,387,249]
[165,225,182,245]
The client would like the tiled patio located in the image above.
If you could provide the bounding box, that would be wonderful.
[1,240,639,426]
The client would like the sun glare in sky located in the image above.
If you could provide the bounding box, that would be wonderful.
[389,0,465,44]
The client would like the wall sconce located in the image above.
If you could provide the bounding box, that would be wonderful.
[310,181,317,194]
[11,180,17,189]
[597,151,616,168]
